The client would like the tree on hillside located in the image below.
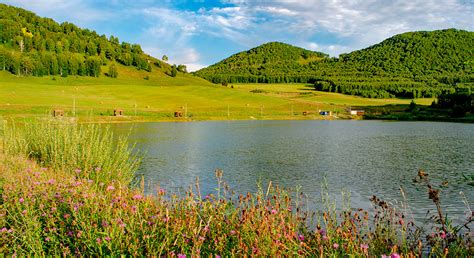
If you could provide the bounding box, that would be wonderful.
[162,55,168,62]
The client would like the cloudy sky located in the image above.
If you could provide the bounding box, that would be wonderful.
[3,0,473,71]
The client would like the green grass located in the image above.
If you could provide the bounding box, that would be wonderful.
[0,67,437,122]
[3,120,140,186]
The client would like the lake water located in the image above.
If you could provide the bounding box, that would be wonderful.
[111,120,474,222]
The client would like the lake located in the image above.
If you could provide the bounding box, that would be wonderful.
[111,120,474,222]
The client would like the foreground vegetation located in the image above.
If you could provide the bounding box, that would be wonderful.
[1,121,472,256]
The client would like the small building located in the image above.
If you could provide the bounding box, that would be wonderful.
[53,109,64,117]
[114,109,124,116]
[350,110,365,116]
[174,111,183,117]
[319,111,332,116]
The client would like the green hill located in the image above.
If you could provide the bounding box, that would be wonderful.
[195,29,474,98]
[0,3,184,78]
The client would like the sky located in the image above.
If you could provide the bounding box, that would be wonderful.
[2,0,473,71]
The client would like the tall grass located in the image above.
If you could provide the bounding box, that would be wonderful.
[2,120,140,185]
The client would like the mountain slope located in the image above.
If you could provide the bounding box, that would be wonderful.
[195,42,329,83]
[340,29,473,76]
[0,4,179,78]
[195,29,473,98]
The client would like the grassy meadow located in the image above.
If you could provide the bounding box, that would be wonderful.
[0,64,436,123]
[1,121,472,256]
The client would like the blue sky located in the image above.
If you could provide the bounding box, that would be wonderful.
[3,0,473,71]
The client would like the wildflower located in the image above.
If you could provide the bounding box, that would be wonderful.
[440,231,446,239]
[96,238,102,244]
[298,234,305,241]
[163,217,170,222]
[230,230,236,235]
[68,231,74,237]
[199,236,205,241]
[77,231,82,238]
[158,188,166,195]
[216,256,221,258]
[19,197,24,203]
[102,221,109,228]
[105,236,111,241]
[22,210,27,215]
[319,229,326,235]
[95,167,102,172]
[64,214,71,219]
[361,244,369,250]
[41,167,47,171]
[391,254,400,258]
[45,237,50,242]
[75,168,81,174]
[333,243,339,249]
[271,209,278,214]
[1,228,7,233]
[131,206,137,212]
[106,185,115,191]
[133,194,143,200]
[47,179,55,184]
[322,235,329,241]
[177,254,186,258]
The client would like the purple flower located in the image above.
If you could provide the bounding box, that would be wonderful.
[105,236,111,241]
[333,243,339,249]
[177,254,186,258]
[298,234,305,241]
[391,254,401,258]
[271,209,278,214]
[1,227,7,233]
[133,194,143,200]
[19,197,24,203]
[360,243,369,249]
[106,185,115,191]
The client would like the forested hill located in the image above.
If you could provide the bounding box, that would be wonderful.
[195,29,473,98]
[195,42,328,82]
[0,4,173,77]
[340,29,473,77]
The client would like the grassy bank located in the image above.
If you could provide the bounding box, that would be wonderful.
[0,70,443,123]
[1,121,472,256]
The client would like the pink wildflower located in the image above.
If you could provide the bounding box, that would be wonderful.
[333,243,339,249]
[105,236,111,241]
[298,234,305,241]
[19,197,24,203]
[440,231,446,239]
[96,238,102,244]
[75,168,81,174]
[106,185,115,191]
[361,243,369,249]
[177,254,186,258]
[271,209,278,214]
[133,194,143,200]
[391,254,401,258]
